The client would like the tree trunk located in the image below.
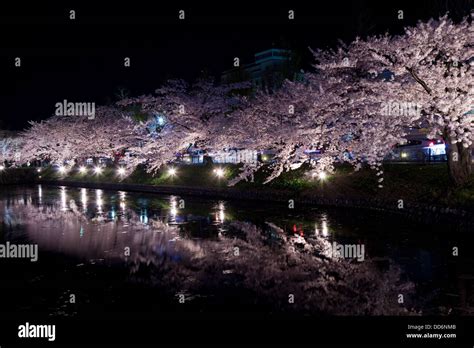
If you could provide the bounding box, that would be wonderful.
[445,130,472,186]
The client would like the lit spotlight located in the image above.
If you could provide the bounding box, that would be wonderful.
[318,172,327,180]
[79,166,87,174]
[214,168,224,178]
[168,167,177,176]
[118,167,126,176]
[94,166,103,174]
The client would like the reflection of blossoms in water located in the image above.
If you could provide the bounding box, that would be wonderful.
[123,218,416,315]
[1,200,204,271]
[2,196,416,315]
[171,221,416,315]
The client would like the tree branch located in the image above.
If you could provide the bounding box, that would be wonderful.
[405,67,432,95]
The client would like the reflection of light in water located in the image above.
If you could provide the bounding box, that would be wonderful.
[215,202,225,224]
[60,186,67,211]
[169,196,178,222]
[79,225,84,238]
[219,210,225,223]
[111,208,116,220]
[96,189,103,213]
[38,185,42,204]
[213,202,226,237]
[321,216,329,237]
[81,188,87,211]
[140,208,148,224]
[314,223,319,235]
[118,191,126,215]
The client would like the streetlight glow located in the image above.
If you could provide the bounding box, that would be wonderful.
[168,167,177,176]
[214,168,225,178]
[58,166,66,174]
[79,166,87,174]
[0,165,5,171]
[94,166,103,174]
[118,167,126,176]
[318,172,327,180]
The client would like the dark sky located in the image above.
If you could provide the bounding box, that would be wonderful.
[0,0,472,130]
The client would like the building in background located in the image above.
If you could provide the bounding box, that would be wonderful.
[221,48,303,91]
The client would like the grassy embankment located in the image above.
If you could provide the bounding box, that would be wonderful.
[27,162,474,210]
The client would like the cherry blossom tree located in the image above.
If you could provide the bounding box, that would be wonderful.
[227,14,472,186]
[306,44,426,186]
[19,117,79,165]
[223,80,324,184]
[13,15,471,189]
[224,56,421,185]
[117,78,250,173]
[343,14,473,185]
[18,106,143,168]
[0,135,23,165]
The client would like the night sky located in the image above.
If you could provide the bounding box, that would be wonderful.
[0,0,471,130]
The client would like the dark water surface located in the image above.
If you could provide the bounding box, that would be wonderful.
[0,184,472,319]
